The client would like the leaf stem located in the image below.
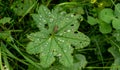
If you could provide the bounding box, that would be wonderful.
[94,39,104,67]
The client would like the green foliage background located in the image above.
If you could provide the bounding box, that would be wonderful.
[0,0,120,70]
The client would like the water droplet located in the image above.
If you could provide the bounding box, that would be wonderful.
[48,37,51,41]
[39,15,42,18]
[43,20,46,23]
[67,30,71,32]
[59,33,63,35]
[64,50,67,52]
[61,40,64,42]
[39,18,42,21]
[66,18,69,20]
[64,32,66,34]
[57,54,62,57]
[37,39,40,41]
[58,38,64,42]
[50,18,53,22]
[71,14,74,17]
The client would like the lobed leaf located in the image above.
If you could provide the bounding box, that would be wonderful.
[0,17,11,25]
[48,54,87,70]
[73,54,87,70]
[26,5,90,67]
[11,0,36,16]
[0,31,13,42]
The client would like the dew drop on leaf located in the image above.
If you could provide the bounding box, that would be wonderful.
[57,54,62,57]
[50,18,54,22]
[43,20,46,23]
[67,30,71,32]
[59,33,63,36]
[64,50,67,52]
[27,5,90,68]
[37,39,40,41]
[39,15,42,18]
[71,14,74,17]
[61,40,64,42]
[64,32,66,34]
[46,43,48,45]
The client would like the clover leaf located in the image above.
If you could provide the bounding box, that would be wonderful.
[112,18,120,30]
[87,16,98,25]
[98,8,114,24]
[26,5,90,67]
[99,21,112,34]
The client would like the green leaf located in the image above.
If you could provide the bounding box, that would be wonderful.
[98,8,114,23]
[108,46,120,70]
[73,54,87,70]
[112,18,120,30]
[114,3,120,18]
[0,17,11,25]
[87,16,98,25]
[70,6,84,14]
[26,5,90,67]
[48,54,87,70]
[11,0,36,16]
[0,31,13,42]
[99,21,112,34]
[113,30,120,41]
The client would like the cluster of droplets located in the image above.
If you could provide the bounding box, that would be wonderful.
[57,38,65,43]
